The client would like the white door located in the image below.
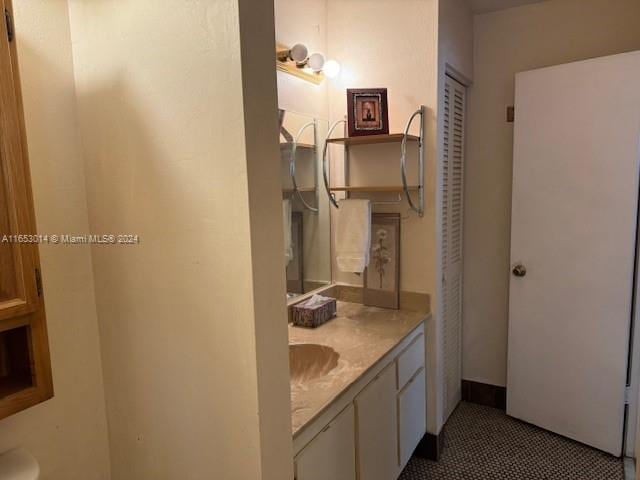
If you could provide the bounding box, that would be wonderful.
[507,51,640,456]
[441,75,466,422]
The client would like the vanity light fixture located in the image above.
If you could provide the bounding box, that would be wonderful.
[276,43,340,85]
[323,59,341,79]
[307,53,325,73]
[285,43,309,68]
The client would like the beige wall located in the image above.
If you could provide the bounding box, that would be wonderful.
[274,0,332,291]
[439,0,474,82]
[274,0,328,120]
[327,0,438,295]
[326,0,440,431]
[68,0,293,479]
[0,1,111,478]
[464,0,640,387]
[437,0,474,424]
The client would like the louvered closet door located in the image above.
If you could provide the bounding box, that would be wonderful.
[441,76,466,421]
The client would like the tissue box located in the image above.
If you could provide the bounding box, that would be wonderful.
[292,296,337,328]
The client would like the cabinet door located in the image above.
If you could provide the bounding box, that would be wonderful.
[0,0,52,419]
[398,368,426,469]
[295,405,356,480]
[355,363,398,480]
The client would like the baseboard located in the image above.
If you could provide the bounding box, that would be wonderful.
[462,380,507,411]
[623,457,635,480]
[415,430,445,461]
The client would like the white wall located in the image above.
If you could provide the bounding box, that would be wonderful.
[463,0,640,388]
[0,1,111,478]
[68,0,293,479]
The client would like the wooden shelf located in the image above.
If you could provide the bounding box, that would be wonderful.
[0,376,33,400]
[280,142,315,150]
[329,186,419,193]
[283,187,316,194]
[326,134,419,146]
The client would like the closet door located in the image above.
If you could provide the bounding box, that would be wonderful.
[440,76,466,421]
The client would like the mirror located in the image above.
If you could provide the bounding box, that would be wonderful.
[279,110,331,299]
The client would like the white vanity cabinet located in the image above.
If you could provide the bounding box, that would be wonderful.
[355,363,399,480]
[295,405,356,480]
[293,323,426,480]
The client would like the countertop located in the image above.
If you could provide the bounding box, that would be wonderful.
[289,301,428,437]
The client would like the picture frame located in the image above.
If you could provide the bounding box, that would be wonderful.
[364,213,400,309]
[347,88,389,137]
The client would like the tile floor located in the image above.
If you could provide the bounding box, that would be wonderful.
[399,402,624,480]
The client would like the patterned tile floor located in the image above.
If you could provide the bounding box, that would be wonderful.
[399,402,624,480]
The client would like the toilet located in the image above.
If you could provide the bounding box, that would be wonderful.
[0,449,39,480]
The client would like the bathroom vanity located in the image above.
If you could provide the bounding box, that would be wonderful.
[289,301,428,480]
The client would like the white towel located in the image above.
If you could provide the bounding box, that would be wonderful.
[283,199,293,266]
[335,199,371,273]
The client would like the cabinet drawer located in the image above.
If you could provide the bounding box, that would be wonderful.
[396,333,425,390]
[398,368,426,469]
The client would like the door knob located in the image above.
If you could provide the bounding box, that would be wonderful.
[512,264,527,277]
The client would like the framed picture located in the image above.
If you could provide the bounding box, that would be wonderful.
[347,88,389,137]
[364,213,400,309]
[286,212,304,294]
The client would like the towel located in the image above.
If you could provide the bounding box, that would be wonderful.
[335,199,371,273]
[283,199,293,266]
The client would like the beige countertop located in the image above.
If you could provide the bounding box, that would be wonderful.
[289,301,428,437]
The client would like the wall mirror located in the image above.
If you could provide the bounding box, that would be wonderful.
[280,110,331,299]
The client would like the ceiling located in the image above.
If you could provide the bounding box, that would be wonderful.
[467,0,547,14]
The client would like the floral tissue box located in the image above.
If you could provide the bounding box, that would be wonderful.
[291,295,337,328]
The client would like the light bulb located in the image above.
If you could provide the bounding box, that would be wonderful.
[308,53,325,73]
[323,59,341,79]
[289,43,308,64]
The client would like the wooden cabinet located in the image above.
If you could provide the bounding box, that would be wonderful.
[355,363,398,480]
[295,405,356,480]
[398,368,426,469]
[0,0,52,419]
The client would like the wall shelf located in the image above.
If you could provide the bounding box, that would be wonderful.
[326,134,419,146]
[322,106,426,216]
[283,187,316,194]
[281,142,315,151]
[329,186,419,193]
